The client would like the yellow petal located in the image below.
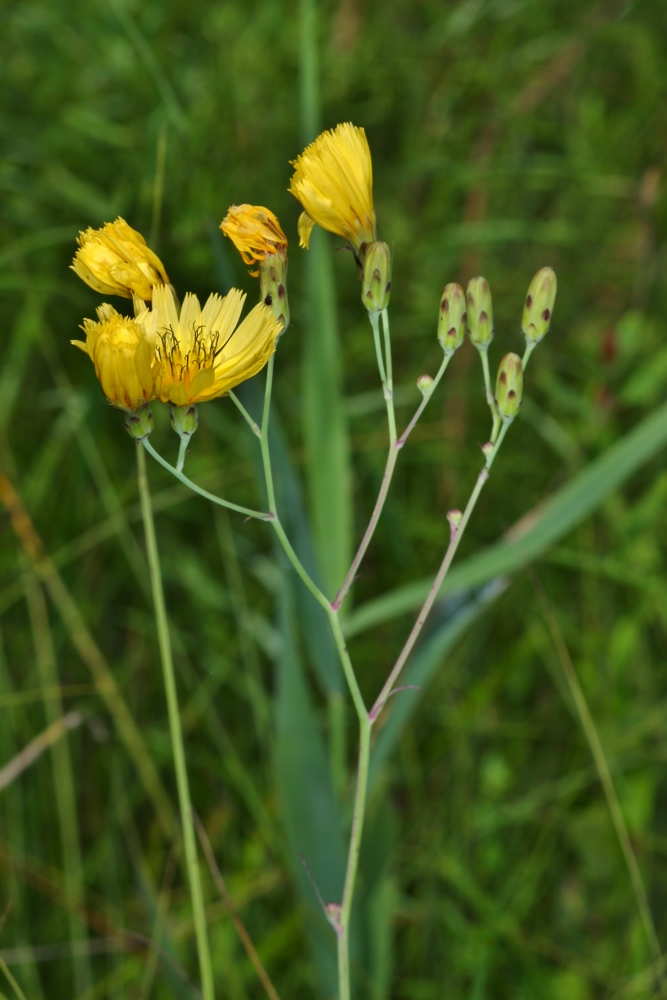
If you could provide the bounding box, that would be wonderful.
[297,212,316,249]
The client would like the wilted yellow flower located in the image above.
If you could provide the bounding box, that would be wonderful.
[71,303,159,412]
[221,204,291,331]
[220,204,288,273]
[151,284,280,406]
[288,122,377,252]
[72,218,169,301]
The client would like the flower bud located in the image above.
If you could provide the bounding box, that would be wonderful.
[170,403,199,440]
[522,267,557,344]
[124,404,154,441]
[447,509,462,533]
[361,242,392,315]
[495,353,523,422]
[437,283,466,355]
[466,276,494,349]
[416,373,433,395]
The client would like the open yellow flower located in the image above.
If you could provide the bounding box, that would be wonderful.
[151,284,280,406]
[220,205,288,273]
[288,122,377,252]
[72,303,159,412]
[72,218,169,301]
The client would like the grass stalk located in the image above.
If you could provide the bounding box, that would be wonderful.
[22,571,91,995]
[0,471,175,837]
[540,595,666,998]
[136,444,215,1000]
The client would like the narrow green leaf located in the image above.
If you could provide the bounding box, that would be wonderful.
[302,225,353,599]
[299,0,352,598]
[347,402,667,637]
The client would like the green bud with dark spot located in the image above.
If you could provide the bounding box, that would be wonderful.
[260,254,290,333]
[170,403,199,440]
[437,283,466,355]
[495,353,523,422]
[124,404,154,441]
[466,276,494,349]
[362,242,392,315]
[522,267,557,344]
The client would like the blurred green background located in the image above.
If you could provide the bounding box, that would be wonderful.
[3,0,667,997]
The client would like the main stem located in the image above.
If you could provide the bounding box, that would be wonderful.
[258,354,370,999]
[137,445,215,1000]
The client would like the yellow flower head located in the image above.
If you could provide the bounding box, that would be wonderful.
[288,122,377,252]
[151,284,280,406]
[71,303,159,412]
[220,205,288,273]
[71,217,169,301]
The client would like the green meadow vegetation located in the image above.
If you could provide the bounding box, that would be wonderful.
[3,0,667,997]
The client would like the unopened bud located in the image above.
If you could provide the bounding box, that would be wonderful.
[170,403,199,440]
[522,267,557,344]
[362,242,392,315]
[447,509,462,532]
[481,442,494,459]
[416,373,433,395]
[124,404,154,441]
[495,353,523,422]
[437,283,466,355]
[466,276,494,349]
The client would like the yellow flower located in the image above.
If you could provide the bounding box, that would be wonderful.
[221,203,291,332]
[220,204,288,273]
[71,303,159,412]
[71,217,169,301]
[151,284,280,406]
[288,122,377,252]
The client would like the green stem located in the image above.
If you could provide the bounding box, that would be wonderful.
[479,347,501,443]
[336,715,371,1000]
[229,390,261,437]
[380,309,397,445]
[176,435,188,473]
[369,421,509,722]
[136,445,215,1000]
[256,354,370,1000]
[332,351,451,611]
[325,613,369,1000]
[522,340,536,372]
[260,355,278,513]
[369,311,396,444]
[258,356,332,611]
[142,438,270,521]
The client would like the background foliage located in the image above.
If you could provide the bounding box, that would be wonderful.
[2,0,667,997]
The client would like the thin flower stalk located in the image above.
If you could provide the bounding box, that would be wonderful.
[369,310,396,445]
[332,348,452,611]
[137,445,215,1000]
[370,424,509,723]
[141,438,271,521]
